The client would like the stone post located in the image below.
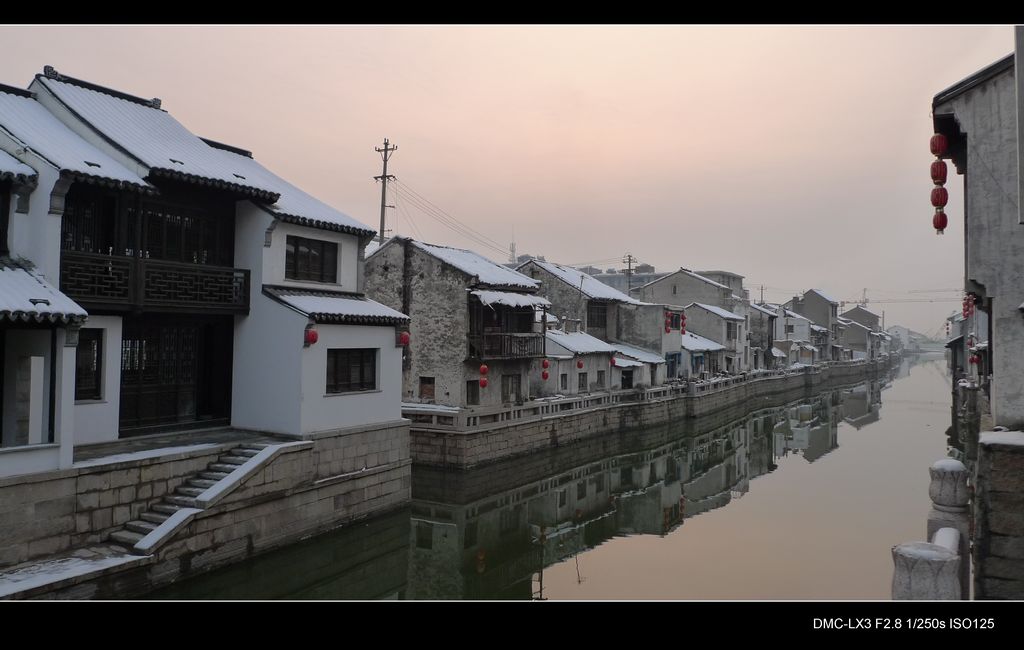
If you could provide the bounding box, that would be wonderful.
[892,541,961,599]
[927,458,971,599]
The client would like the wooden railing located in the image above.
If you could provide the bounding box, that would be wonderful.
[468,332,545,360]
[60,252,250,312]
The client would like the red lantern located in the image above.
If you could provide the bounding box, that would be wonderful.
[931,187,949,208]
[930,160,947,185]
[969,355,979,365]
[610,357,617,367]
[398,331,410,346]
[930,133,948,156]
[479,377,488,388]
[680,327,686,335]
[665,326,671,334]
[304,328,318,346]
[933,210,948,234]
[576,359,584,369]
[542,370,549,380]
[542,358,550,369]
[479,364,489,376]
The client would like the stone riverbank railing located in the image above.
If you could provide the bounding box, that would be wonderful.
[404,358,878,432]
[891,459,970,599]
[405,357,892,468]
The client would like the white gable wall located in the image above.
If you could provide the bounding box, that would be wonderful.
[232,202,305,434]
[0,139,62,281]
[261,216,361,293]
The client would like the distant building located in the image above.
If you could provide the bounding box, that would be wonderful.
[785,289,841,361]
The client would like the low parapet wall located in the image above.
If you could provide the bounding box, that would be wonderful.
[410,358,892,468]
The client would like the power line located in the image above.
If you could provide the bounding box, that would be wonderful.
[391,184,509,257]
[389,182,507,255]
[392,179,508,250]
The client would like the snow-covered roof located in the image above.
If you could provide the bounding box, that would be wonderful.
[263,286,408,325]
[520,259,640,304]
[0,258,87,323]
[546,329,616,355]
[612,356,644,368]
[843,304,880,319]
[749,303,776,317]
[770,347,787,358]
[213,146,374,236]
[535,310,559,325]
[0,84,149,190]
[0,149,35,182]
[32,72,278,200]
[610,342,665,364]
[471,289,551,309]
[685,302,744,321]
[783,309,810,321]
[401,402,460,414]
[809,324,828,333]
[808,288,838,304]
[636,268,730,292]
[411,240,538,289]
[681,331,726,352]
[840,318,869,331]
[800,343,818,352]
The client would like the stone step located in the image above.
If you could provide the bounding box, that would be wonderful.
[200,471,230,481]
[239,443,270,450]
[218,455,249,465]
[188,478,218,489]
[175,486,205,497]
[208,463,239,474]
[140,512,170,525]
[110,530,145,546]
[232,448,260,457]
[151,503,185,515]
[126,520,157,535]
[163,495,197,508]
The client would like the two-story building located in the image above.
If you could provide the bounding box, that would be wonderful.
[785,289,840,360]
[0,68,409,476]
[682,302,747,373]
[748,302,779,370]
[365,237,549,408]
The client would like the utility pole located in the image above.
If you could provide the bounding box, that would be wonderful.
[760,284,764,304]
[374,138,397,245]
[623,252,637,292]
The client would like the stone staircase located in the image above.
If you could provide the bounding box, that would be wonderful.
[108,442,270,549]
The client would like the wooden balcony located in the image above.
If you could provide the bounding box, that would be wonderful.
[468,332,545,360]
[60,251,250,313]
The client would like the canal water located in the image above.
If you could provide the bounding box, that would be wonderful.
[151,354,951,600]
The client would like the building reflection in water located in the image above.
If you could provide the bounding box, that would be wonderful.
[151,372,896,600]
[407,374,892,600]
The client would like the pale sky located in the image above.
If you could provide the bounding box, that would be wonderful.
[0,25,1013,334]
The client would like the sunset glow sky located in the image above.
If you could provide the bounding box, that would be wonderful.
[1,25,1013,334]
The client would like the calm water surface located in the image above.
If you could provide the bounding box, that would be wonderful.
[152,354,950,600]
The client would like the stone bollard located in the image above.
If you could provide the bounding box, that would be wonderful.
[927,458,970,599]
[892,541,961,599]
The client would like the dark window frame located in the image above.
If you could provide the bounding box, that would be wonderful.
[75,328,103,401]
[326,348,377,394]
[587,302,608,329]
[286,235,338,283]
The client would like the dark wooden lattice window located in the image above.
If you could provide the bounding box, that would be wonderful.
[75,328,103,401]
[286,235,338,283]
[326,348,377,393]
[587,302,607,329]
